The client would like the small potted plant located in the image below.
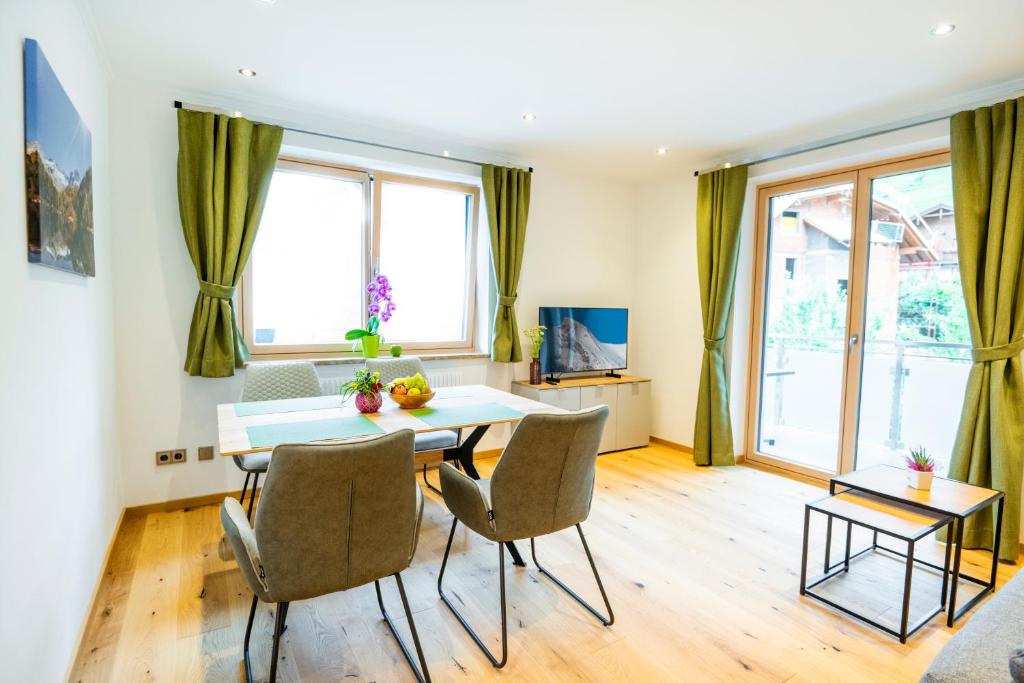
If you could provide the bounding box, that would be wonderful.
[345,274,395,358]
[523,324,547,385]
[340,368,384,414]
[905,446,936,490]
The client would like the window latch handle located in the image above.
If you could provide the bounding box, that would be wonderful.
[849,334,859,347]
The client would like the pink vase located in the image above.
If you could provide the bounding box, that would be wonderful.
[355,392,383,414]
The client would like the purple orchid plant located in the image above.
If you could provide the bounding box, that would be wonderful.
[345,274,396,341]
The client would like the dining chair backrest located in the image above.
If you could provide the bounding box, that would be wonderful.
[251,430,420,602]
[241,361,322,402]
[489,406,609,541]
[365,357,426,386]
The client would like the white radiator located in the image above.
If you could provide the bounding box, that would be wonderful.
[319,369,464,395]
[319,376,347,395]
[428,371,464,388]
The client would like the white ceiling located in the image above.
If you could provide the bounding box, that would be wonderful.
[85,0,1024,174]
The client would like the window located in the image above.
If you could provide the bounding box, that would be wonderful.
[747,151,967,480]
[784,257,797,278]
[241,159,480,357]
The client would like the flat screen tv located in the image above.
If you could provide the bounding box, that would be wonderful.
[538,307,628,376]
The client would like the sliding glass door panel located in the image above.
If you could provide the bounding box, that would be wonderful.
[753,180,856,474]
[853,160,965,475]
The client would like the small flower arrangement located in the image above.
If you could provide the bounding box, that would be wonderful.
[339,368,383,400]
[340,368,385,413]
[905,446,936,472]
[905,446,936,490]
[523,325,547,359]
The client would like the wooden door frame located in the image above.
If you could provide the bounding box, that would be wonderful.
[743,149,950,481]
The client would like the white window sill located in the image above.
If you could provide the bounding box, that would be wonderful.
[246,351,491,366]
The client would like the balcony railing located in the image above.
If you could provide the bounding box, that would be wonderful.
[763,334,970,454]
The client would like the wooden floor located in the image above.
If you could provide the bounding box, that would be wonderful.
[70,444,1019,683]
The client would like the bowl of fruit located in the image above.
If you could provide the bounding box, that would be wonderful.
[386,373,435,409]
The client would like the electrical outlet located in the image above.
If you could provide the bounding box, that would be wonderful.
[155,450,173,466]
[171,448,187,463]
[198,446,214,461]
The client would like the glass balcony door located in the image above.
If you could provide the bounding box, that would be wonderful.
[748,172,858,475]
[747,151,959,480]
[850,154,962,476]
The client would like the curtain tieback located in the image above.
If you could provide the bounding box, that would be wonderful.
[972,336,1024,363]
[198,280,236,300]
[498,295,517,307]
[704,336,725,351]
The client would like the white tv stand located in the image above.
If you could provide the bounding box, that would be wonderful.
[511,374,650,453]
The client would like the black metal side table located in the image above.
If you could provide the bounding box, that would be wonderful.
[800,490,954,643]
[830,465,1005,626]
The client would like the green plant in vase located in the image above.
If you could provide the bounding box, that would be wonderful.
[905,445,936,490]
[523,324,546,384]
[339,368,384,413]
[345,274,395,358]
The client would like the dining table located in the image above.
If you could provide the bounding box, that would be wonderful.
[217,383,566,566]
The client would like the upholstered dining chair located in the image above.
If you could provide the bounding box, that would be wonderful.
[365,357,461,488]
[221,430,431,683]
[437,406,613,668]
[235,361,322,519]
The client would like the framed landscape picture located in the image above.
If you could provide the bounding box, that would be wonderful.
[23,38,94,276]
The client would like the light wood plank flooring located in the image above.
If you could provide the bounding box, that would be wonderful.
[70,444,1019,682]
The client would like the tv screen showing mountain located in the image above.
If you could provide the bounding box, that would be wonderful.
[24,38,94,276]
[538,307,628,374]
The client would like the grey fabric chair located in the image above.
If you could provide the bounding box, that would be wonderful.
[235,361,322,518]
[366,357,461,487]
[221,430,431,683]
[437,406,613,668]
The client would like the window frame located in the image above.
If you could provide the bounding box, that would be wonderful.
[239,157,481,360]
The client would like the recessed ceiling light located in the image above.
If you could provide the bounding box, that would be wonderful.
[656,147,668,156]
[930,23,955,36]
[522,113,537,122]
[238,67,257,77]
[442,150,450,157]
[723,162,732,168]
[232,111,243,118]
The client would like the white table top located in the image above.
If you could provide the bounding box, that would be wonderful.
[217,384,564,457]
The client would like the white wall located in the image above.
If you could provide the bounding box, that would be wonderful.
[631,169,702,446]
[0,1,121,680]
[109,79,637,506]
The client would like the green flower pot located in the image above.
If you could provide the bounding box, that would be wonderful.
[360,334,380,358]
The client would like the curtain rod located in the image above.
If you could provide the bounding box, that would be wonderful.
[692,113,953,177]
[692,86,1024,177]
[173,100,532,173]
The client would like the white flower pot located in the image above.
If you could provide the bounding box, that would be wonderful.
[907,469,934,490]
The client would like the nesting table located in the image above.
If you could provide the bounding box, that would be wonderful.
[800,465,1004,642]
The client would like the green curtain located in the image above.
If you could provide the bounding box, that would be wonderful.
[177,109,283,377]
[482,164,531,363]
[948,97,1024,562]
[693,165,749,466]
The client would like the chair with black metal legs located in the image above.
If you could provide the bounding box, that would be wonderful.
[234,361,322,519]
[436,406,613,669]
[221,430,432,683]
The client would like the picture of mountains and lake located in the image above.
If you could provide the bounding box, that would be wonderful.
[24,38,94,276]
